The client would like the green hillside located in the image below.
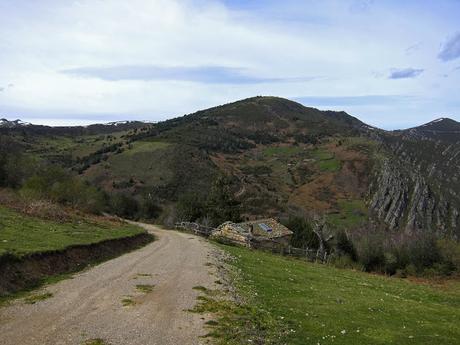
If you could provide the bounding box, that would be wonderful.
[0,206,144,258]
[1,96,459,241]
[199,244,460,345]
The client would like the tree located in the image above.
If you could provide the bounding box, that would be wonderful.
[312,215,334,261]
[109,193,139,219]
[0,137,35,188]
[139,193,161,219]
[206,176,241,227]
[176,192,205,222]
[335,230,357,261]
[283,215,319,249]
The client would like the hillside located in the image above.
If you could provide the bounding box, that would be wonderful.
[1,96,459,238]
[402,118,460,142]
[196,243,460,345]
[370,118,460,237]
[0,118,149,136]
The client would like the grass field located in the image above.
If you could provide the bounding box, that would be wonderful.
[122,140,170,156]
[206,244,460,345]
[30,132,128,160]
[263,146,304,157]
[0,206,145,257]
[86,140,173,186]
[328,199,368,228]
[311,148,341,172]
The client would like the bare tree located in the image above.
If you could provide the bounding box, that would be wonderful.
[312,215,334,262]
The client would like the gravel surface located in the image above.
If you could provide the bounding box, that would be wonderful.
[0,223,220,345]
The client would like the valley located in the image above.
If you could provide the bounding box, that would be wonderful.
[3,2,459,344]
[1,96,460,345]
[2,96,459,237]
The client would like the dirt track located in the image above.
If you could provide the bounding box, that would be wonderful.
[0,224,219,345]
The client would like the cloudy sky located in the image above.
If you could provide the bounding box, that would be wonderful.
[0,0,459,129]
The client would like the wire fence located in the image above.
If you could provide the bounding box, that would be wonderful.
[284,245,329,263]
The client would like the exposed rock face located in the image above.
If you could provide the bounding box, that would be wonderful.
[369,159,409,230]
[368,129,460,239]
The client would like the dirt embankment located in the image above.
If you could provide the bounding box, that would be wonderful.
[0,233,154,297]
[0,224,220,345]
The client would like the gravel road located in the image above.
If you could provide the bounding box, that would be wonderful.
[0,223,220,345]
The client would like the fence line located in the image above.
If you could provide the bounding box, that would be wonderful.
[174,222,330,263]
[266,245,330,263]
[175,222,214,237]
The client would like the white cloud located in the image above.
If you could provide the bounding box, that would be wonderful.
[0,0,458,128]
[389,68,424,79]
[438,32,460,61]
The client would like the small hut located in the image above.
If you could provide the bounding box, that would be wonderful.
[211,218,293,250]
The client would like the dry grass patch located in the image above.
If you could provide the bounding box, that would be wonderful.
[24,292,53,304]
[121,296,135,306]
[135,284,154,293]
[81,339,111,345]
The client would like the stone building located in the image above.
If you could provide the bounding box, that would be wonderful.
[210,218,293,250]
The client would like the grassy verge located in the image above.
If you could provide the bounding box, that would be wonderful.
[206,244,460,345]
[191,285,285,345]
[0,206,144,257]
[0,272,74,306]
[24,292,53,304]
[0,206,152,302]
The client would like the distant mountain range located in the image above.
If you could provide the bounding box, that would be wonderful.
[1,96,459,237]
[398,118,460,143]
[0,118,32,128]
[0,118,150,135]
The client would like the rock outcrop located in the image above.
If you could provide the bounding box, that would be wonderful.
[368,130,460,239]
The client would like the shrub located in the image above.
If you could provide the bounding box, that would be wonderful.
[350,227,453,276]
[383,252,398,275]
[109,193,139,219]
[331,255,361,270]
[335,230,357,261]
[0,137,37,188]
[403,233,442,272]
[139,195,161,219]
[20,175,49,200]
[283,215,319,249]
[176,192,206,222]
[393,269,407,278]
[353,231,385,272]
[20,166,106,214]
[437,239,460,272]
[404,264,418,277]
[423,262,455,277]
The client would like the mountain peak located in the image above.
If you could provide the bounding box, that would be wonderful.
[401,117,460,143]
[0,118,31,128]
[417,117,460,131]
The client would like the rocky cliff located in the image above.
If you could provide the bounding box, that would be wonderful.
[368,121,460,239]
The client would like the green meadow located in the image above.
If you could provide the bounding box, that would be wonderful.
[203,244,460,345]
[0,206,144,257]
